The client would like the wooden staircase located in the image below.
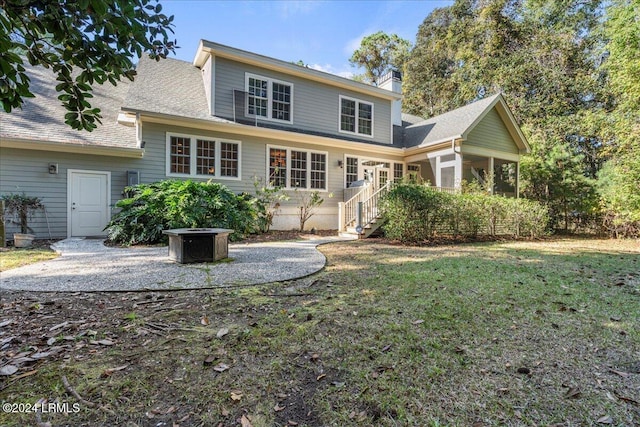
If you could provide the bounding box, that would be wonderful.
[338,181,392,239]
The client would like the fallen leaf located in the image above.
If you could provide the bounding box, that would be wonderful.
[90,339,114,346]
[102,365,128,377]
[288,421,298,426]
[200,316,210,326]
[412,319,424,325]
[609,369,630,378]
[565,387,581,399]
[213,363,230,373]
[203,355,217,366]
[216,328,229,338]
[0,365,18,376]
[274,403,285,412]
[46,337,56,346]
[221,407,230,416]
[316,373,326,381]
[240,414,253,427]
[597,415,613,424]
[230,391,243,401]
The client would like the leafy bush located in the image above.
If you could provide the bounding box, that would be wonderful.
[381,184,452,243]
[105,180,258,245]
[381,183,549,244]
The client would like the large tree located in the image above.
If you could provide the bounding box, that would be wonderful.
[403,0,610,230]
[0,0,177,131]
[596,0,640,235]
[349,31,411,85]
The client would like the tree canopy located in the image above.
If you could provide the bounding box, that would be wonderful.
[0,0,177,131]
[349,31,411,85]
[400,0,639,235]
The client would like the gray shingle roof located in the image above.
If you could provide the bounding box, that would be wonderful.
[0,62,136,149]
[401,93,503,148]
[122,56,231,124]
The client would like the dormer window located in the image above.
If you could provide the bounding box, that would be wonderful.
[339,95,373,137]
[246,73,293,123]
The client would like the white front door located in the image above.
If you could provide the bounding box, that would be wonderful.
[69,170,110,237]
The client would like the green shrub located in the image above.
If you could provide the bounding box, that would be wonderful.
[381,184,452,243]
[105,180,258,245]
[382,183,549,244]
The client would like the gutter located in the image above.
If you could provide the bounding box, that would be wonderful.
[0,138,145,158]
[126,109,406,157]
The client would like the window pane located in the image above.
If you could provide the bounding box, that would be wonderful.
[346,157,358,187]
[272,82,291,121]
[290,150,307,188]
[311,153,326,189]
[196,139,216,175]
[248,77,268,117]
[220,142,239,177]
[269,148,287,187]
[170,136,191,174]
[340,99,356,132]
[394,163,403,182]
[358,102,372,135]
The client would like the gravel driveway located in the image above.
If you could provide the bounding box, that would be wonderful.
[0,236,354,292]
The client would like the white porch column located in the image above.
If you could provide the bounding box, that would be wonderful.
[489,157,495,195]
[338,202,345,232]
[454,152,463,189]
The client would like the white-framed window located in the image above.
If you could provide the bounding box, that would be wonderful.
[246,73,293,123]
[393,163,404,183]
[345,156,359,188]
[339,95,373,137]
[267,145,327,191]
[167,133,241,179]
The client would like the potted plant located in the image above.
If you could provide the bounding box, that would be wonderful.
[2,193,44,248]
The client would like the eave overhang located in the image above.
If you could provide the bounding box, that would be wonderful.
[193,40,402,102]
[0,138,144,158]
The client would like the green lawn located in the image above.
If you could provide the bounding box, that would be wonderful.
[0,238,638,426]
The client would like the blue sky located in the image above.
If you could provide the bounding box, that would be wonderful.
[161,0,453,78]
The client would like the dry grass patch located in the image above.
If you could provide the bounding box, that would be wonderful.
[0,238,638,426]
[0,243,58,271]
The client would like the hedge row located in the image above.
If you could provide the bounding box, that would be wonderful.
[381,184,549,244]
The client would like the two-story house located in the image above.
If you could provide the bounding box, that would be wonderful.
[0,40,529,240]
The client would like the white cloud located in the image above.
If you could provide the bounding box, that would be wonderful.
[309,63,354,80]
[275,0,322,19]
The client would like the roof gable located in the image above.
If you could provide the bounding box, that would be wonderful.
[402,93,530,153]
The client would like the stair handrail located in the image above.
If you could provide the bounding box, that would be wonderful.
[341,183,372,230]
[357,180,393,231]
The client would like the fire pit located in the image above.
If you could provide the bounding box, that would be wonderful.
[162,228,233,264]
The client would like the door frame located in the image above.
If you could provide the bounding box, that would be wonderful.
[67,169,111,238]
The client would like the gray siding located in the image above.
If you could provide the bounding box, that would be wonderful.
[0,147,148,239]
[1,121,406,239]
[466,108,520,155]
[213,57,393,145]
[142,122,404,210]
